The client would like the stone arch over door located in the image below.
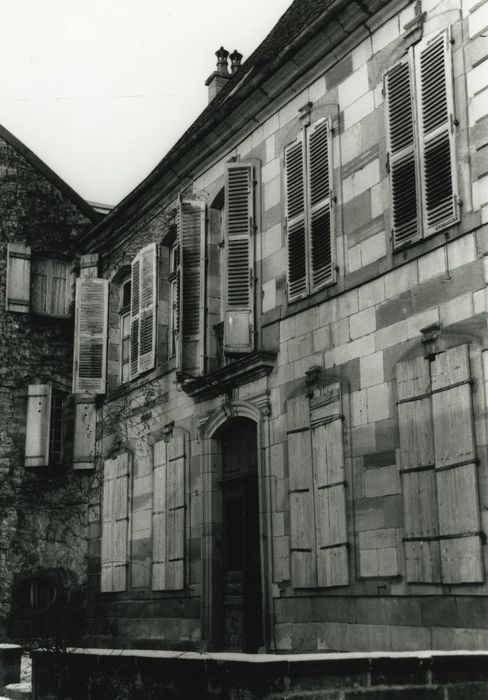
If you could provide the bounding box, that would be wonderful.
[200,399,273,652]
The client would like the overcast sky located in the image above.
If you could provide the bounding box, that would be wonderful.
[0,0,291,206]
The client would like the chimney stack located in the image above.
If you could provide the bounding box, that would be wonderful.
[229,50,243,74]
[205,47,231,102]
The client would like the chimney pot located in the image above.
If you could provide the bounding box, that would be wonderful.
[216,46,230,75]
[229,50,243,74]
[205,46,232,102]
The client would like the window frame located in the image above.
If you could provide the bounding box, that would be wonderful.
[119,277,131,385]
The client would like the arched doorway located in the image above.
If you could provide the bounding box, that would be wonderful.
[216,417,263,652]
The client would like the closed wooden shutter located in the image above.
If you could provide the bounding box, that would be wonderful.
[397,356,441,582]
[25,384,52,467]
[73,397,96,470]
[130,253,141,378]
[32,259,69,317]
[178,199,206,373]
[152,438,167,590]
[416,30,459,236]
[285,134,307,301]
[73,277,109,394]
[223,162,255,353]
[166,431,186,590]
[306,119,335,291]
[310,383,348,587]
[287,394,317,587]
[431,345,483,583]
[385,58,421,248]
[6,243,31,313]
[138,243,157,374]
[101,453,130,592]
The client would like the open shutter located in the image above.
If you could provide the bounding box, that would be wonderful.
[223,162,255,353]
[416,30,459,236]
[431,345,483,583]
[166,431,186,590]
[287,394,317,587]
[310,383,348,587]
[385,58,421,248]
[397,356,441,582]
[6,243,31,313]
[178,199,206,374]
[152,438,167,590]
[73,277,108,394]
[306,119,335,291]
[285,134,307,301]
[130,253,141,379]
[73,397,96,470]
[101,457,115,592]
[25,384,51,467]
[101,453,130,592]
[138,243,157,374]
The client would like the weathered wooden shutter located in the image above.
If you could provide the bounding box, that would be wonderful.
[6,243,31,313]
[431,345,483,583]
[25,384,51,467]
[130,253,141,378]
[385,57,421,248]
[306,119,335,291]
[152,438,167,590]
[73,277,108,394]
[416,30,459,236]
[101,453,130,592]
[166,431,186,590]
[310,383,348,587]
[177,199,205,373]
[285,134,307,301]
[397,356,441,582]
[138,243,157,374]
[287,394,317,587]
[223,162,255,353]
[73,397,96,470]
[32,259,69,316]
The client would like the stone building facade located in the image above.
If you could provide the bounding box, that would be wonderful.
[0,124,99,637]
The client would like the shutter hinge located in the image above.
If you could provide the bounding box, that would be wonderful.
[385,153,390,174]
[218,239,225,249]
[330,189,337,204]
[451,114,459,130]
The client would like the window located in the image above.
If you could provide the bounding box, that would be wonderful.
[286,382,349,588]
[385,30,459,249]
[25,384,65,467]
[285,117,335,303]
[119,278,131,383]
[169,242,179,359]
[101,452,130,593]
[130,243,157,379]
[396,344,483,584]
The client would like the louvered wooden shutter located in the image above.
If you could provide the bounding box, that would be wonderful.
[152,438,167,590]
[287,394,317,587]
[285,134,307,301]
[6,243,31,313]
[138,243,157,374]
[73,397,96,470]
[73,277,108,394]
[310,383,348,587]
[385,58,421,248]
[130,253,141,378]
[306,119,335,291]
[25,384,51,467]
[431,345,483,583]
[166,431,186,590]
[223,162,255,353]
[416,31,459,236]
[396,356,441,582]
[177,199,206,374]
[101,453,130,592]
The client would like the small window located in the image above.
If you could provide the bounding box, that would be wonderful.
[169,243,179,359]
[119,278,131,384]
[25,384,66,467]
[31,257,70,317]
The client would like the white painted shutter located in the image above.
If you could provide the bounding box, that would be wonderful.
[130,253,141,379]
[310,383,348,587]
[178,199,206,374]
[431,345,483,583]
[73,397,96,470]
[287,394,317,587]
[101,457,115,592]
[285,134,307,301]
[306,119,335,291]
[223,162,255,353]
[166,431,186,590]
[396,356,441,583]
[385,57,421,248]
[101,453,130,592]
[152,438,167,590]
[138,243,157,374]
[6,243,31,313]
[416,30,459,236]
[25,384,51,467]
[73,277,108,394]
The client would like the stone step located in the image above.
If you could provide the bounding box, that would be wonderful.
[2,682,32,700]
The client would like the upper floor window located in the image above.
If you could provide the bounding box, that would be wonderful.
[25,383,66,467]
[119,278,131,384]
[284,117,336,303]
[130,243,157,379]
[169,242,179,360]
[385,30,459,250]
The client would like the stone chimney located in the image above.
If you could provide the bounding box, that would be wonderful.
[229,50,243,74]
[205,47,231,102]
